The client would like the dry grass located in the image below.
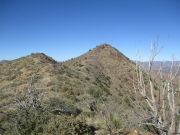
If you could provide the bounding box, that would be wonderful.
[0,45,162,134]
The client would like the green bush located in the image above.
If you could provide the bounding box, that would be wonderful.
[45,116,96,135]
[110,114,122,129]
[123,96,132,107]
[3,88,50,135]
[1,87,96,135]
[48,98,81,116]
[88,87,103,99]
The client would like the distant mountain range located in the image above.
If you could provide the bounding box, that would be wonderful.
[141,61,180,74]
[0,60,9,64]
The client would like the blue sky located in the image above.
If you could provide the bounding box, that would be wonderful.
[0,0,180,61]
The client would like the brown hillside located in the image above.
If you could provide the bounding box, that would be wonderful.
[63,44,136,101]
[0,53,57,111]
[0,44,151,134]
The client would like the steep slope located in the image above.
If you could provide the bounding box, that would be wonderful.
[0,44,149,134]
[53,44,144,133]
[62,44,136,101]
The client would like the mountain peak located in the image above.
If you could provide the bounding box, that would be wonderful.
[30,53,52,60]
[86,44,129,62]
[94,43,116,52]
[30,53,57,64]
[95,43,112,49]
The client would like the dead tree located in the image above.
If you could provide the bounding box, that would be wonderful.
[134,43,180,135]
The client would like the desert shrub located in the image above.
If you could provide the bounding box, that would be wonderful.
[123,96,132,107]
[2,88,95,135]
[110,114,123,130]
[44,115,96,135]
[7,108,49,135]
[85,67,90,73]
[82,112,94,118]
[48,98,81,116]
[78,63,84,67]
[94,73,111,95]
[85,76,90,81]
[88,87,103,99]
[2,87,50,135]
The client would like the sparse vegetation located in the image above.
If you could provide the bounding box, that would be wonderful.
[1,84,96,135]
[0,45,179,134]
